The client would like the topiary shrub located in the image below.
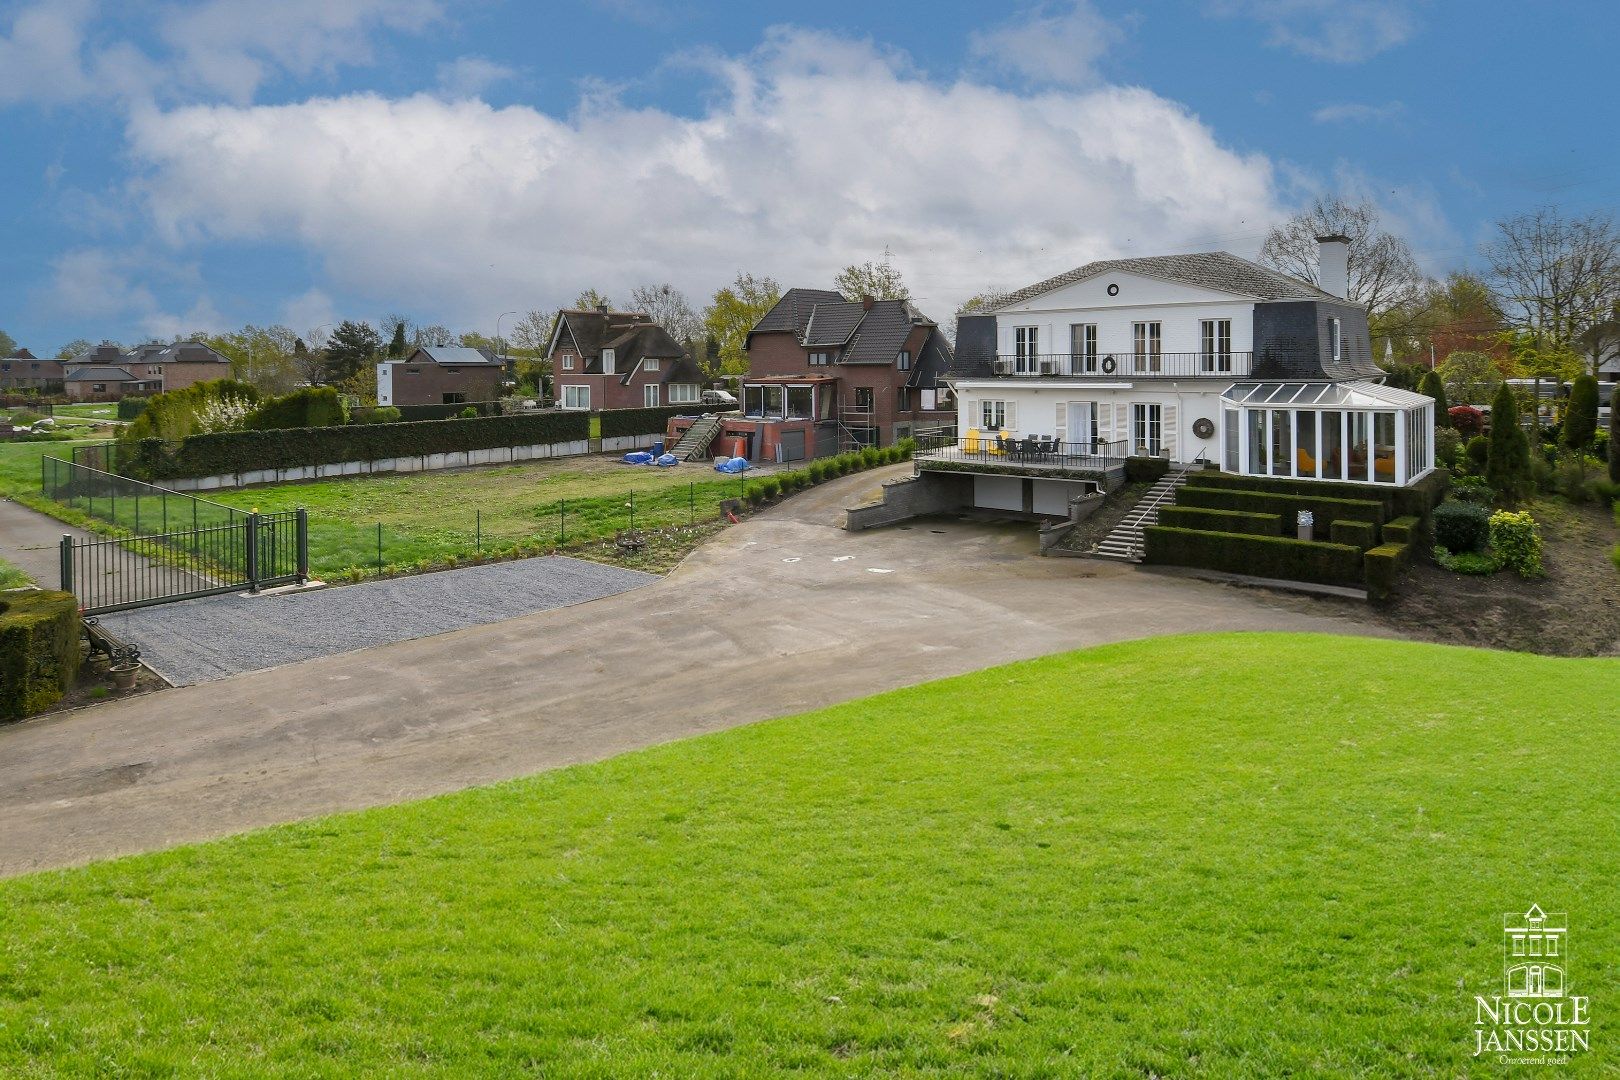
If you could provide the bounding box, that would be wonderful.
[1381,515,1423,545]
[1450,406,1485,437]
[1486,380,1531,501]
[458,405,479,419]
[1363,541,1414,602]
[1465,434,1489,474]
[1419,368,1450,425]
[1125,456,1171,483]
[1142,526,1363,587]
[1329,519,1379,551]
[1447,475,1495,505]
[1564,374,1600,453]
[1434,427,1462,470]
[1156,506,1281,536]
[1489,510,1543,578]
[1432,500,1492,554]
[361,406,402,425]
[116,397,149,421]
[0,590,82,722]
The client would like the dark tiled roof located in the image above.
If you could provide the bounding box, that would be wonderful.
[751,288,845,336]
[64,365,140,382]
[841,300,928,365]
[81,341,230,367]
[998,251,1336,309]
[8,349,37,360]
[550,309,689,380]
[802,304,865,346]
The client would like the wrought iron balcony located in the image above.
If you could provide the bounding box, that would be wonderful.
[914,433,1130,474]
[985,351,1251,379]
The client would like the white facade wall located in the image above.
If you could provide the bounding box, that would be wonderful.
[376,362,394,406]
[954,382,1223,464]
[994,270,1256,359]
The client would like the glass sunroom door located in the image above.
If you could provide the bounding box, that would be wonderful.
[1067,401,1098,451]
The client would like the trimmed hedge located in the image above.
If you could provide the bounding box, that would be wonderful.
[125,412,592,480]
[350,401,502,424]
[741,441,916,508]
[1433,500,1491,554]
[246,386,345,430]
[1382,515,1422,545]
[1176,485,1386,529]
[1363,541,1414,602]
[1157,505,1281,536]
[1194,469,1448,522]
[1,590,81,721]
[1329,519,1379,551]
[1124,456,1171,483]
[600,404,724,440]
[1143,526,1364,587]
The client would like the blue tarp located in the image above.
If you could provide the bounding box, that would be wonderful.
[714,456,750,474]
[622,451,655,465]
[656,453,680,467]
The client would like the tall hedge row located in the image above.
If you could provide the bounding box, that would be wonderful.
[599,403,725,440]
[1175,485,1386,529]
[1155,505,1281,536]
[124,412,592,480]
[246,386,346,431]
[0,590,81,721]
[1194,470,1448,522]
[1143,526,1364,587]
[351,401,503,424]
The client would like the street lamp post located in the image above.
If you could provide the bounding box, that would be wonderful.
[496,311,518,362]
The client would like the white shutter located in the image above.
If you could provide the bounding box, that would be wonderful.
[1055,402,1067,441]
[1004,400,1018,432]
[963,399,978,428]
[1098,400,1113,443]
[1163,402,1179,460]
[1114,403,1130,451]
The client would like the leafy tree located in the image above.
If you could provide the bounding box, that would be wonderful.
[1418,368,1450,427]
[834,250,908,302]
[1485,208,1620,373]
[1259,196,1426,341]
[324,321,382,383]
[508,310,555,356]
[628,283,702,344]
[0,329,15,356]
[1486,380,1530,501]
[203,324,303,394]
[56,338,93,360]
[703,272,781,376]
[458,331,498,352]
[1563,374,1600,452]
[290,339,326,386]
[572,288,613,311]
[388,321,408,359]
[1437,350,1503,406]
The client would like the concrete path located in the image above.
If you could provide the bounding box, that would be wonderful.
[0,496,80,587]
[96,557,657,685]
[0,464,1387,876]
[0,496,218,606]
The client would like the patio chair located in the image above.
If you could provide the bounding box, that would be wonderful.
[991,434,1010,456]
[962,428,982,454]
[1296,447,1316,474]
[1021,437,1040,459]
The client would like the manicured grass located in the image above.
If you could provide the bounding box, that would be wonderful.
[0,439,100,498]
[204,456,754,576]
[2,634,1616,1076]
[49,403,117,420]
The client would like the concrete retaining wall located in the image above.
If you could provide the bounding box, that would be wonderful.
[845,472,973,531]
[162,439,595,491]
[601,434,663,454]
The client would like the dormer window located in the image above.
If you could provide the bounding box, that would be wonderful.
[602,348,616,374]
[1329,317,1342,363]
[644,358,660,373]
[561,354,574,370]
[809,351,832,366]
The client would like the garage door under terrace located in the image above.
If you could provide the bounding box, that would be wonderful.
[41,456,308,615]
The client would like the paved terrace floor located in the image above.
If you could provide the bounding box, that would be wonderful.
[0,464,1388,876]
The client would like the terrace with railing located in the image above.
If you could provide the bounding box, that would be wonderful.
[915,433,1130,480]
[986,351,1252,379]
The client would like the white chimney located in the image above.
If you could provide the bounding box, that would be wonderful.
[1316,234,1350,298]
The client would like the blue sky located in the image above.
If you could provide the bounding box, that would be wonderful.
[1,0,1615,356]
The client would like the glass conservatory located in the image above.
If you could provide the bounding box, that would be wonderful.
[1220,381,1435,486]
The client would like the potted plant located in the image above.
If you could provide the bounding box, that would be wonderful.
[108,644,141,691]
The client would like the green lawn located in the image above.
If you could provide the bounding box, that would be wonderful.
[0,555,29,588]
[205,456,754,576]
[0,438,99,498]
[2,634,1615,1076]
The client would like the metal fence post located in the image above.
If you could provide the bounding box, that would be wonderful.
[296,508,309,583]
[376,523,384,572]
[244,512,261,592]
[59,535,74,596]
[476,508,482,552]
[560,499,566,543]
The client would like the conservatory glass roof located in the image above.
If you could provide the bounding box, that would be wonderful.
[1221,380,1433,409]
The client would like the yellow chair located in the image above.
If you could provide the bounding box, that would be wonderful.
[962,428,981,453]
[1374,454,1396,480]
[1296,447,1317,475]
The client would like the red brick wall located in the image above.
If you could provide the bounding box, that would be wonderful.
[389,363,503,406]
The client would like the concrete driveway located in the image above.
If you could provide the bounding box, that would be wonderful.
[0,464,1383,876]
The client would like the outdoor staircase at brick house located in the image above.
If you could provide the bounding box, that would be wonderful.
[1092,467,1196,563]
[672,414,726,461]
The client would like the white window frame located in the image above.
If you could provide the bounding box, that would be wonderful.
[1014,326,1039,373]
[979,399,1014,430]
[1201,319,1232,373]
[1132,402,1163,455]
[561,384,591,410]
[1133,322,1162,373]
[644,358,660,372]
[643,383,660,407]
[668,383,699,404]
[1329,317,1342,363]
[601,348,616,375]
[1071,323,1098,373]
[561,354,575,371]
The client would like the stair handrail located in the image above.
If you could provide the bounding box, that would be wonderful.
[1127,452,1207,560]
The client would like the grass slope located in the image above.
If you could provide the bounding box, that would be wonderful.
[2,634,1617,1076]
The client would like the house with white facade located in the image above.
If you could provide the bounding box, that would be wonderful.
[922,237,1435,516]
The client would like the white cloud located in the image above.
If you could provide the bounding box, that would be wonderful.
[123,28,1281,326]
[281,288,339,337]
[1312,101,1405,124]
[43,247,224,341]
[1208,1,1418,63]
[969,2,1125,87]
[436,56,517,99]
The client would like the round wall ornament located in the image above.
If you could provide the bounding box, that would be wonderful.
[1192,417,1215,439]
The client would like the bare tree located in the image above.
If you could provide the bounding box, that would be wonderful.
[1484,207,1620,375]
[834,248,908,301]
[509,309,555,355]
[628,283,702,344]
[1260,197,1426,320]
[413,324,455,348]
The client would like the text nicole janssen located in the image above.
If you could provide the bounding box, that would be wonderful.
[1475,996,1591,1057]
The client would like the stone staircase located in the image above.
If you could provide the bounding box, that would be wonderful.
[672,414,726,461]
[1092,465,1198,563]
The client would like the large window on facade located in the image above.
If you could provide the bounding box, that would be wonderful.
[765,385,785,416]
[744,385,766,417]
[980,399,1009,430]
[1132,322,1162,373]
[643,384,660,407]
[1070,324,1098,374]
[1374,411,1397,483]
[669,383,699,404]
[1132,402,1162,455]
[1270,409,1291,475]
[1201,319,1233,373]
[562,384,590,410]
[1321,410,1344,480]
[1294,410,1317,477]
[1247,408,1266,474]
[1014,326,1039,373]
[854,387,874,410]
[896,351,911,370]
[786,385,813,418]
[601,348,616,374]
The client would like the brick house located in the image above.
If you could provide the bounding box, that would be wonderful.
[126,341,234,392]
[377,347,506,407]
[741,290,957,448]
[547,307,705,411]
[62,364,161,401]
[0,349,65,391]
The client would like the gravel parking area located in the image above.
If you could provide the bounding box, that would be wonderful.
[97,556,656,685]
